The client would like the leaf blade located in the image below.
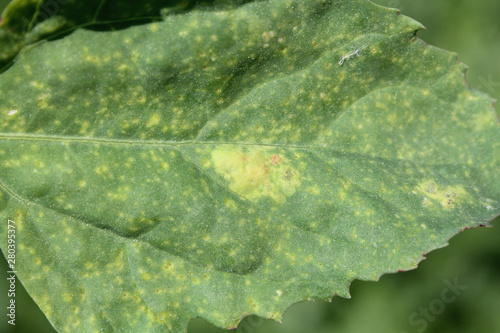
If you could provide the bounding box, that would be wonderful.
[0,0,499,332]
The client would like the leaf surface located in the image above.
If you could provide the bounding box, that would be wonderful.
[0,0,499,332]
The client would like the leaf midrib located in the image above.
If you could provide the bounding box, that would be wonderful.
[0,132,318,148]
[0,131,474,165]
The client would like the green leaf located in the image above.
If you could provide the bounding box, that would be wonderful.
[1,0,499,332]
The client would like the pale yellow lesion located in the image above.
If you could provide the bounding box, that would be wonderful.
[146,114,162,127]
[62,293,73,302]
[473,109,497,131]
[210,146,300,204]
[415,180,468,209]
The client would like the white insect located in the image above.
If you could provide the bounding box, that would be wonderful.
[339,47,363,65]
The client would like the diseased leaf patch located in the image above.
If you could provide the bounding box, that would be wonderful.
[210,145,301,203]
[416,180,468,209]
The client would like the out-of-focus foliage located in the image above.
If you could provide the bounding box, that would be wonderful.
[0,0,499,332]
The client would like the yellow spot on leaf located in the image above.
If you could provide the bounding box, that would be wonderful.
[160,161,169,170]
[473,110,496,131]
[224,199,239,211]
[94,165,109,175]
[147,114,161,127]
[416,181,467,208]
[149,23,160,32]
[62,293,73,302]
[140,271,151,281]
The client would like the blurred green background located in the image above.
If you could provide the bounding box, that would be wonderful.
[1,0,499,332]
